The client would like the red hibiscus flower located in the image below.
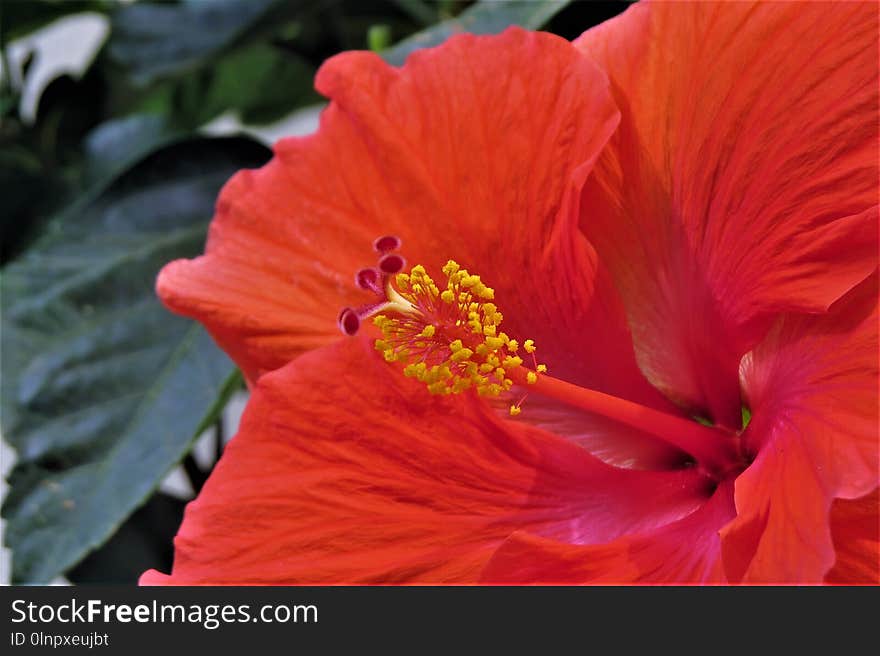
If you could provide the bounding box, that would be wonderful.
[142,2,878,585]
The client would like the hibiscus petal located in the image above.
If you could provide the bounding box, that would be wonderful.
[721,275,878,583]
[574,2,878,427]
[494,391,692,471]
[156,28,630,388]
[140,338,712,584]
[482,480,735,584]
[825,488,879,584]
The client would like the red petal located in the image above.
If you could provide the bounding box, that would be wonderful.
[157,28,627,386]
[482,480,735,584]
[141,338,711,584]
[499,392,692,471]
[721,275,878,583]
[825,488,879,584]
[574,3,878,428]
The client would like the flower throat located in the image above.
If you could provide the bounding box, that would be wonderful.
[339,236,743,477]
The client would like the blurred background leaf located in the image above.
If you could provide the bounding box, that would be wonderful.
[103,0,328,128]
[81,113,182,187]
[172,43,319,127]
[382,0,571,65]
[0,135,269,582]
[106,0,282,85]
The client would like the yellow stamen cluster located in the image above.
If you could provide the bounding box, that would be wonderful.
[372,260,540,400]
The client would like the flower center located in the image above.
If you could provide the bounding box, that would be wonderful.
[339,236,744,479]
[338,237,544,405]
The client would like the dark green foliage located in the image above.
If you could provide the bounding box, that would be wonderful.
[1,134,269,582]
[382,0,570,65]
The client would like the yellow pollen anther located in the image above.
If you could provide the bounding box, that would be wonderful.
[485,336,504,350]
[451,348,473,363]
[526,371,538,385]
[537,363,548,373]
[502,355,523,370]
[442,260,460,276]
[366,259,538,409]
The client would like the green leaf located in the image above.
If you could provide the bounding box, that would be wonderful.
[382,0,571,66]
[367,24,393,54]
[188,43,318,127]
[1,113,182,266]
[741,407,752,431]
[81,113,182,188]
[1,134,270,583]
[105,1,319,128]
[106,0,282,86]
